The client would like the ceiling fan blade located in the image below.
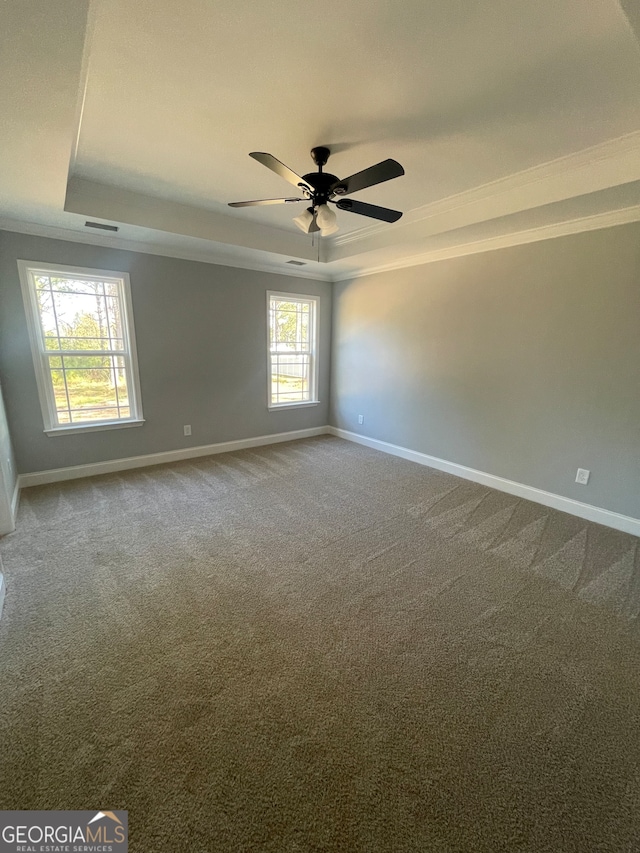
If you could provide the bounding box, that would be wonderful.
[335,198,403,223]
[331,159,404,197]
[228,197,303,207]
[249,152,308,190]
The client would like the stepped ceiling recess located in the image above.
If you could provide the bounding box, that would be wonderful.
[2,0,640,281]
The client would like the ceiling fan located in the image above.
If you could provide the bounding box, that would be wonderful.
[228,146,404,236]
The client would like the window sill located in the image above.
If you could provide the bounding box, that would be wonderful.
[45,419,145,436]
[268,401,321,411]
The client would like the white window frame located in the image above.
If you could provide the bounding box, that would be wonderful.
[267,291,319,410]
[17,260,145,436]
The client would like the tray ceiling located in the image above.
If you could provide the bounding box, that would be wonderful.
[2,0,640,279]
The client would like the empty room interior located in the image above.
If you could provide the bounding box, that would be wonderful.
[2,0,640,849]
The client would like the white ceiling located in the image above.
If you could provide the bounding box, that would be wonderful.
[2,0,640,280]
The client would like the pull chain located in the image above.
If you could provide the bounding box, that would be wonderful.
[310,231,320,262]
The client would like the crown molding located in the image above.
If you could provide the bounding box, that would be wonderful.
[0,217,332,281]
[331,129,640,253]
[5,127,640,286]
[4,202,640,287]
[65,177,324,261]
[332,203,640,282]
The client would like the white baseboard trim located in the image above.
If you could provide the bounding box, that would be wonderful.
[329,427,640,537]
[18,426,331,488]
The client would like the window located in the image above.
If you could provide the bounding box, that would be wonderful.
[18,261,144,435]
[268,292,319,409]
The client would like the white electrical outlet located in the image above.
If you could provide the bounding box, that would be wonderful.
[183,425,192,436]
[575,468,590,485]
[358,414,364,425]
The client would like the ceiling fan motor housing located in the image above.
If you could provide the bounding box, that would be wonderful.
[301,170,341,205]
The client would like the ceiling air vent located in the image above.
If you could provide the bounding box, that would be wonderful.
[85,221,119,232]
[286,260,306,266]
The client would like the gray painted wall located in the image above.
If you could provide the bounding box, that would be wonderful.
[0,231,331,473]
[331,223,640,519]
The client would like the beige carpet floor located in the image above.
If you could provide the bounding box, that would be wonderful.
[1,436,640,852]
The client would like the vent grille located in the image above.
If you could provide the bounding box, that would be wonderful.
[286,260,306,266]
[85,221,119,232]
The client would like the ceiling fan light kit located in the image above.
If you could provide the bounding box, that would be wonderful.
[229,146,405,237]
[316,203,338,235]
[293,207,318,234]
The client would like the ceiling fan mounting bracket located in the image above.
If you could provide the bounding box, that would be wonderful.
[310,146,330,168]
